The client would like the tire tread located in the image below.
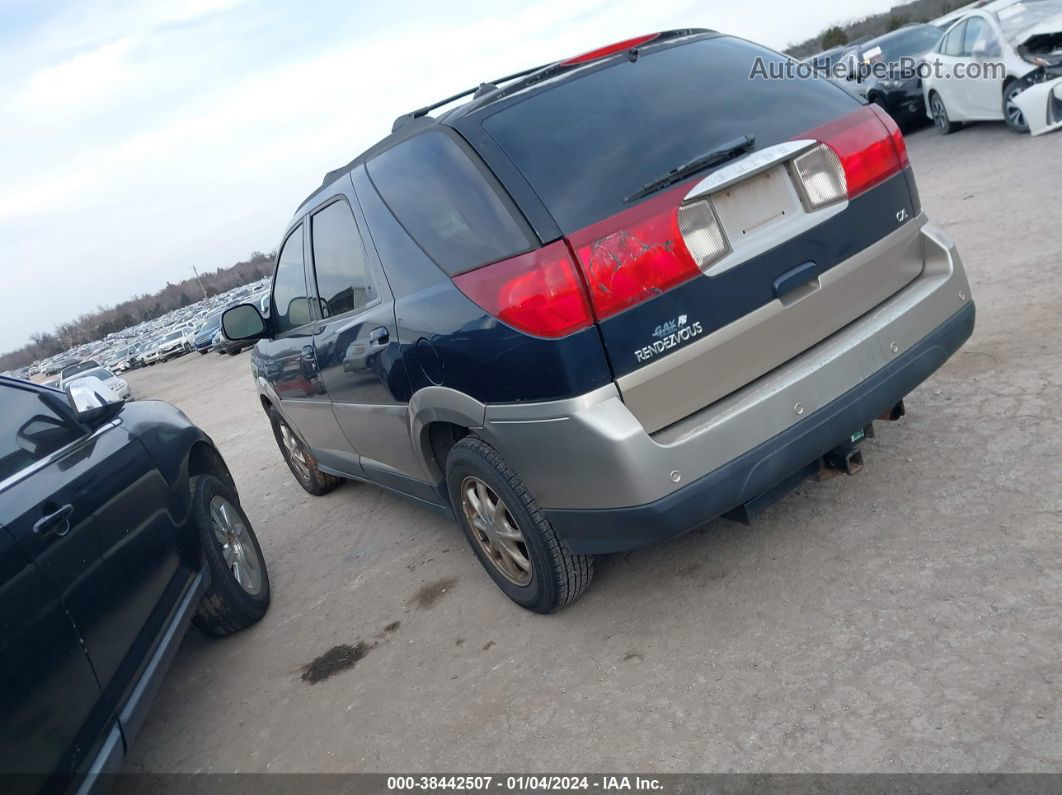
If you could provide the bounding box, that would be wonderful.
[448,437,593,612]
[190,475,271,637]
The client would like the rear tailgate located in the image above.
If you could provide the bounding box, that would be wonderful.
[477,33,920,433]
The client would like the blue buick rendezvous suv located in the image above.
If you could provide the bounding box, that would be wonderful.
[223,29,975,613]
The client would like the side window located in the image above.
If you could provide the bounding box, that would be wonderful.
[366,130,532,274]
[0,386,84,483]
[271,224,310,335]
[961,18,994,56]
[942,21,966,56]
[310,199,375,318]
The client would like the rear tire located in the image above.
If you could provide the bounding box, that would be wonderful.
[929,91,959,135]
[191,475,270,637]
[267,406,341,495]
[445,437,593,613]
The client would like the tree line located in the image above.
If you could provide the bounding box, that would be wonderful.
[0,251,275,372]
[785,0,961,58]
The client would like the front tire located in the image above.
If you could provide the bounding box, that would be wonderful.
[1003,79,1030,133]
[929,91,959,135]
[445,437,593,613]
[191,475,270,637]
[267,406,341,495]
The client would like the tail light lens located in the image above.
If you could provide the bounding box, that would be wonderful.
[869,102,910,169]
[452,240,593,338]
[791,143,846,208]
[568,187,703,320]
[798,105,908,202]
[677,200,729,268]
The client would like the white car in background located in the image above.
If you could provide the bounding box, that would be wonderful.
[140,337,164,365]
[923,0,1062,134]
[61,366,132,401]
[155,328,193,361]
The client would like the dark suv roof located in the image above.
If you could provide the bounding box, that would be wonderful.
[300,29,715,210]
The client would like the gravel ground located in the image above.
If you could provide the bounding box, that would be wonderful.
[121,120,1062,774]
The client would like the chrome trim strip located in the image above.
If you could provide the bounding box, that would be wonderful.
[0,419,121,495]
[682,139,818,199]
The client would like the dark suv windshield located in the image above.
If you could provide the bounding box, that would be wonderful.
[480,35,859,233]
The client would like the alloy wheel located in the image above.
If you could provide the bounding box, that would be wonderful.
[279,422,312,482]
[460,476,532,586]
[1004,84,1028,132]
[931,96,947,130]
[209,495,264,595]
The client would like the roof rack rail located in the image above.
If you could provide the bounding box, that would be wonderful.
[391,62,550,132]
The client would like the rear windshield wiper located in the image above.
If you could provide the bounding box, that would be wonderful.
[624,134,756,203]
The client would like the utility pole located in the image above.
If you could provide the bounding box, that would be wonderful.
[191,266,208,300]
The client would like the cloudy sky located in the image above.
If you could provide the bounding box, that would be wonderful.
[0,0,900,352]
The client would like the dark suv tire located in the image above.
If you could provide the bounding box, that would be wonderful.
[445,437,593,613]
[191,475,270,637]
[267,405,342,495]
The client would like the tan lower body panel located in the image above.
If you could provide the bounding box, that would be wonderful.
[617,218,926,434]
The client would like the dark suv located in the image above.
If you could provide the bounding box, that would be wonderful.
[224,29,974,613]
[0,377,270,792]
[835,24,944,127]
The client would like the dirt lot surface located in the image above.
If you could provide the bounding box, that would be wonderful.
[123,122,1062,774]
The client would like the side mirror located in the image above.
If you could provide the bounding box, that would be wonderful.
[222,304,268,342]
[66,379,122,424]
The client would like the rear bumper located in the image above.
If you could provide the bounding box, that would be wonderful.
[544,300,973,553]
[476,217,973,554]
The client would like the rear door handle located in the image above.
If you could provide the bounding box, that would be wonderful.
[301,345,316,363]
[34,504,74,537]
[773,262,819,303]
[369,327,390,347]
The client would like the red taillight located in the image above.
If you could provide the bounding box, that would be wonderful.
[560,33,660,66]
[453,241,593,338]
[868,102,910,169]
[567,185,701,320]
[802,106,906,199]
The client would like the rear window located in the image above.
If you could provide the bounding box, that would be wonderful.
[366,130,533,274]
[481,36,860,233]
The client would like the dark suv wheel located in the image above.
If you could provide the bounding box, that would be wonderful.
[191,475,271,637]
[267,405,341,495]
[445,437,593,613]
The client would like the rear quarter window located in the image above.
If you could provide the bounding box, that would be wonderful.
[480,35,861,233]
[366,130,534,274]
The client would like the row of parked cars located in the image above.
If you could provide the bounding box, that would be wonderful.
[805,0,1062,136]
[8,282,272,385]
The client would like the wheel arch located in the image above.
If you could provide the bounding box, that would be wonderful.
[187,440,238,500]
[409,387,485,481]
